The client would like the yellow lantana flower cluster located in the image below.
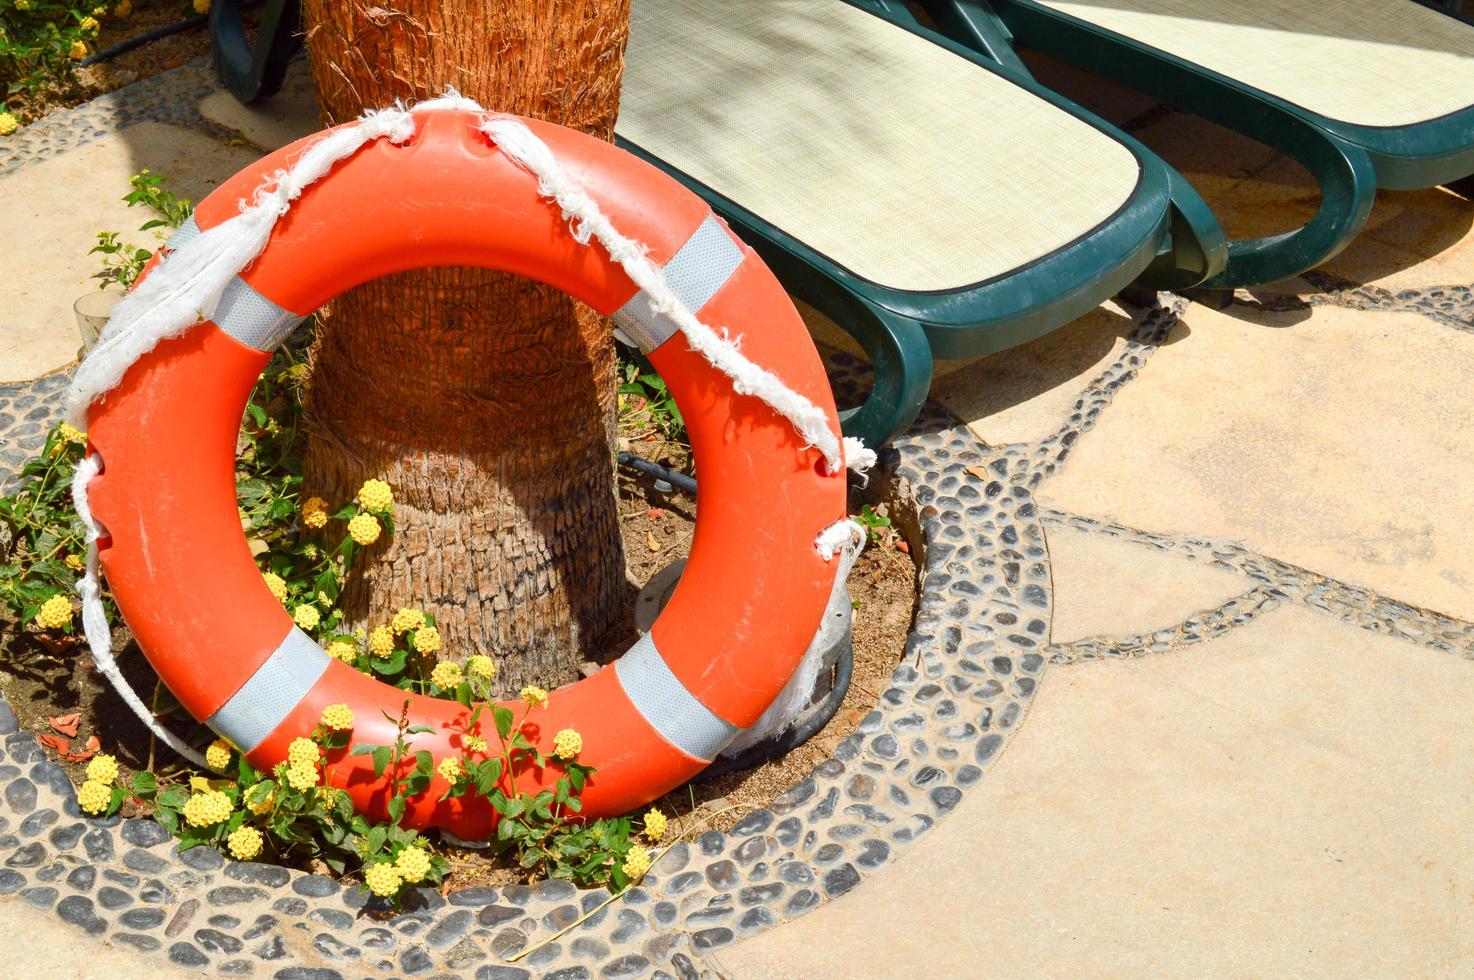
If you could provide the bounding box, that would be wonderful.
[205,739,233,771]
[520,685,549,710]
[228,825,263,860]
[326,640,356,663]
[320,703,354,730]
[467,655,496,682]
[643,809,667,842]
[622,844,651,879]
[552,728,582,760]
[57,422,86,445]
[395,845,430,884]
[413,625,441,655]
[182,789,232,827]
[262,571,288,603]
[436,757,463,783]
[78,752,120,815]
[463,734,487,754]
[293,605,320,631]
[301,496,328,529]
[287,737,318,768]
[391,607,424,634]
[79,15,99,33]
[429,661,461,689]
[285,763,318,791]
[368,626,394,656]
[69,40,88,60]
[64,553,84,571]
[34,595,71,631]
[0,114,17,138]
[86,753,118,785]
[357,479,393,513]
[364,860,400,897]
[347,513,380,546]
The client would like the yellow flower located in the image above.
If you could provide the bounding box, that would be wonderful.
[69,39,88,60]
[347,513,380,546]
[79,15,99,34]
[112,0,131,16]
[15,0,31,10]
[520,685,549,710]
[0,113,18,137]
[285,763,318,791]
[412,625,441,655]
[390,607,424,634]
[320,703,354,731]
[643,809,667,842]
[57,422,86,445]
[368,626,394,656]
[363,860,400,898]
[85,752,118,786]
[64,553,84,571]
[552,728,582,760]
[326,640,356,663]
[287,737,319,768]
[463,734,487,754]
[467,655,496,682]
[182,789,231,827]
[316,590,332,608]
[35,595,72,631]
[357,478,393,513]
[262,571,287,603]
[204,739,233,772]
[622,844,651,880]
[247,788,274,815]
[301,496,328,529]
[395,846,431,884]
[429,661,461,690]
[92,6,107,15]
[227,826,263,861]
[436,756,462,783]
[293,604,320,631]
[77,780,111,815]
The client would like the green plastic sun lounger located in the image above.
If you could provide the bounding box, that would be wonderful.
[616,0,1231,446]
[919,0,1474,290]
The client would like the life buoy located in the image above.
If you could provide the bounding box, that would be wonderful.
[82,110,847,836]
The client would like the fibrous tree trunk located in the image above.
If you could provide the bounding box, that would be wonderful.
[299,1,632,691]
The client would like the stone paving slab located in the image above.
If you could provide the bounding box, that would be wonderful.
[712,605,1474,978]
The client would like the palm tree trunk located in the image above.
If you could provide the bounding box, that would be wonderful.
[298,0,632,691]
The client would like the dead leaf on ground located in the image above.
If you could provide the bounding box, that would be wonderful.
[38,734,70,755]
[49,712,81,737]
[646,531,661,552]
[965,465,990,481]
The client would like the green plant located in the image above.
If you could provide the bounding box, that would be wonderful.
[855,503,892,546]
[91,170,194,287]
[618,358,686,445]
[0,0,110,98]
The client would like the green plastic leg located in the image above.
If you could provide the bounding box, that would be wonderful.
[830,301,933,449]
[211,0,302,104]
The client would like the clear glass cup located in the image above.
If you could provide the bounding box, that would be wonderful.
[73,288,124,355]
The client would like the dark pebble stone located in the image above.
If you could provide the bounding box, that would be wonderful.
[4,737,41,764]
[477,904,520,928]
[448,885,497,906]
[31,761,72,796]
[242,914,278,941]
[692,927,735,951]
[196,927,245,955]
[340,886,370,909]
[291,874,337,899]
[739,882,784,905]
[121,818,170,848]
[114,933,163,953]
[270,896,307,915]
[653,901,677,926]
[20,809,58,836]
[815,759,845,779]
[121,906,169,929]
[653,841,688,874]
[533,877,577,901]
[580,889,606,914]
[180,844,225,871]
[307,907,353,931]
[739,907,777,932]
[139,877,174,904]
[57,895,106,935]
[445,937,486,968]
[104,869,140,887]
[5,779,37,814]
[0,702,17,735]
[475,967,531,980]
[491,927,528,957]
[6,842,45,867]
[624,886,652,906]
[49,822,86,851]
[857,839,891,869]
[774,817,802,847]
[705,859,737,889]
[810,787,840,822]
[542,903,581,931]
[869,735,899,761]
[572,936,611,960]
[668,870,702,895]
[778,862,813,885]
[774,778,816,813]
[828,823,865,841]
[784,888,820,917]
[671,953,699,980]
[251,935,287,960]
[166,898,201,937]
[98,885,134,909]
[911,766,945,788]
[360,927,395,949]
[312,933,357,959]
[0,765,16,782]
[404,887,445,912]
[226,862,291,888]
[35,861,65,882]
[400,946,435,975]
[813,843,842,865]
[394,913,430,936]
[732,810,774,836]
[208,884,265,905]
[168,942,210,968]
[21,886,57,909]
[123,848,169,874]
[930,787,963,813]
[501,883,532,906]
[956,764,984,787]
[66,865,96,891]
[543,969,590,980]
[427,908,473,948]
[735,835,767,865]
[601,955,651,979]
[273,972,344,980]
[823,863,861,898]
[698,830,725,856]
[82,829,114,863]
[217,960,254,975]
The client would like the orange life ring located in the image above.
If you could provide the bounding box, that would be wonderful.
[83,110,847,836]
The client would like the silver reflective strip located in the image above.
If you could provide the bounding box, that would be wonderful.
[214,276,307,352]
[166,215,201,253]
[612,214,746,354]
[614,632,740,761]
[206,627,330,753]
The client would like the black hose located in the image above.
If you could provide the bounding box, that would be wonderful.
[78,14,209,67]
[616,451,697,496]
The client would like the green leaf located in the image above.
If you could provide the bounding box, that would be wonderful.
[371,745,392,779]
[414,750,433,776]
[130,771,157,799]
[386,795,406,826]
[493,706,515,740]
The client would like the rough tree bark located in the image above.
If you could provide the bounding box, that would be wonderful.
[298,1,632,692]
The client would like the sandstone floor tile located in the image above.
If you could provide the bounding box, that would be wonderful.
[1046,522,1249,645]
[712,606,1474,978]
[1040,302,1474,622]
[197,60,319,152]
[2,122,260,382]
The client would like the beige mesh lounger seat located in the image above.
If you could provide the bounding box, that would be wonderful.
[922,0,1474,287]
[615,0,1228,446]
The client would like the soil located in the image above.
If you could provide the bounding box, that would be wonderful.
[0,435,918,888]
[6,0,218,125]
